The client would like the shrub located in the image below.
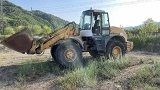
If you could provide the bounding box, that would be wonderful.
[128,36,160,52]
[4,26,15,35]
[15,26,25,32]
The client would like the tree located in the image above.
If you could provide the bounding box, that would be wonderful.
[41,25,52,35]
[15,25,25,32]
[31,25,42,35]
[4,26,15,35]
[140,18,159,37]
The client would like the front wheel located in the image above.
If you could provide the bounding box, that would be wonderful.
[106,41,125,59]
[55,42,83,67]
[51,45,59,62]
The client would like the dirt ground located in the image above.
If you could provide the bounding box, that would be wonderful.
[0,45,160,90]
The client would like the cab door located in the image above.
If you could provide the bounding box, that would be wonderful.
[101,12,110,36]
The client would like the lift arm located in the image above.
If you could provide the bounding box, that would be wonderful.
[28,22,78,54]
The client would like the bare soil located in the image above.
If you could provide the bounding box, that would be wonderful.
[0,45,160,90]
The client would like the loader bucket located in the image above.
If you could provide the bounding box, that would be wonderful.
[0,28,33,53]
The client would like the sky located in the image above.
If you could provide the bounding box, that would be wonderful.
[8,0,160,27]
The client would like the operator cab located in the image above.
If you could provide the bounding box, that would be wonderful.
[79,9,110,37]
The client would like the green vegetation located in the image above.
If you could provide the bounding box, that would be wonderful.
[4,26,15,35]
[17,60,61,82]
[121,61,160,90]
[16,57,131,89]
[126,18,160,51]
[55,58,131,89]
[0,1,69,37]
[58,62,98,90]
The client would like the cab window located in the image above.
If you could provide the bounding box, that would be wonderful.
[102,13,109,35]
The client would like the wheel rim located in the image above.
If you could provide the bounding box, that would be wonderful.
[64,49,76,62]
[112,46,122,58]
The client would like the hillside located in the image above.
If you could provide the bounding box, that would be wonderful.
[2,1,69,31]
[124,22,160,30]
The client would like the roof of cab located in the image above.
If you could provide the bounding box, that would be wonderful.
[83,9,106,13]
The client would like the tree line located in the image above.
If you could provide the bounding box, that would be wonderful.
[125,18,160,52]
[0,25,52,36]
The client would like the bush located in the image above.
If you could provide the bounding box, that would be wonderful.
[128,36,160,52]
[41,25,52,35]
[31,25,42,35]
[4,26,15,35]
[15,26,25,32]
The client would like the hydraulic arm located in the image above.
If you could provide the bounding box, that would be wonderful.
[1,22,78,54]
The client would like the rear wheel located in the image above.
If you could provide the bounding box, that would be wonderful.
[106,41,125,59]
[55,42,83,67]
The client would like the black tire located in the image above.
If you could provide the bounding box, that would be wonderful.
[89,50,99,58]
[55,42,83,67]
[106,41,125,59]
[51,45,59,62]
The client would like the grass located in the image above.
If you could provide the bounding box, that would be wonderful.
[58,61,98,90]
[16,56,131,89]
[136,67,153,80]
[121,61,160,90]
[55,57,131,90]
[98,58,131,79]
[16,56,155,90]
[17,60,61,83]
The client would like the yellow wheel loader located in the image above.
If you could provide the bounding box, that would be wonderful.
[0,9,133,67]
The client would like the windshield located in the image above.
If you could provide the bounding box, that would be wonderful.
[79,11,92,30]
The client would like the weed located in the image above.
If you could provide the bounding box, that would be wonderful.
[153,62,160,76]
[136,67,153,80]
[16,57,131,89]
[121,61,160,89]
[98,57,130,79]
[58,61,98,90]
[17,60,61,82]
[57,57,130,89]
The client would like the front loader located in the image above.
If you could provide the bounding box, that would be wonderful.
[1,22,84,67]
[0,9,133,67]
